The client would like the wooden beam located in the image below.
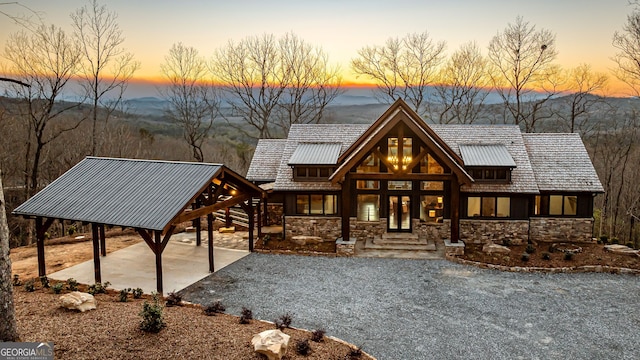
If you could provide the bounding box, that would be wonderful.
[91,224,102,284]
[257,200,262,239]
[154,230,163,295]
[400,147,428,175]
[135,228,156,254]
[349,173,455,181]
[159,225,175,254]
[398,125,404,170]
[207,214,214,272]
[35,217,45,277]
[372,148,399,174]
[172,194,250,224]
[99,224,106,257]
[209,180,227,205]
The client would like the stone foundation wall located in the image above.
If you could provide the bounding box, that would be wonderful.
[530,217,594,242]
[284,216,341,242]
[266,203,283,226]
[349,218,387,241]
[460,219,529,245]
[413,219,450,241]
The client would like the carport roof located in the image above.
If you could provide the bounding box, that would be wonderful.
[13,157,237,230]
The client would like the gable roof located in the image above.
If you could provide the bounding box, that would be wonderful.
[431,125,539,193]
[459,144,517,167]
[246,139,286,182]
[523,133,604,193]
[13,157,263,231]
[329,99,473,184]
[288,143,342,165]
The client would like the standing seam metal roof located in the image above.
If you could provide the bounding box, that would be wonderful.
[288,143,342,165]
[459,144,517,167]
[12,157,223,230]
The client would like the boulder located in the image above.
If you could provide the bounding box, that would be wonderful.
[605,244,640,257]
[292,235,323,246]
[482,242,511,254]
[251,329,290,360]
[218,226,235,234]
[60,291,97,312]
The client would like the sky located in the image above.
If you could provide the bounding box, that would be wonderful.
[0,0,636,96]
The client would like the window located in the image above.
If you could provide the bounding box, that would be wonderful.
[357,194,379,221]
[388,181,412,190]
[356,180,379,190]
[293,167,334,181]
[467,196,510,218]
[469,167,511,183]
[420,154,444,174]
[357,154,379,173]
[420,195,444,223]
[535,195,577,216]
[387,137,413,171]
[295,194,338,215]
[421,181,444,191]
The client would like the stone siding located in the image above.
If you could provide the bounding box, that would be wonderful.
[266,203,283,226]
[413,219,450,241]
[460,219,529,245]
[349,218,387,241]
[284,216,341,242]
[529,217,594,242]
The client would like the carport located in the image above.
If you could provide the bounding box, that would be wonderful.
[12,157,265,294]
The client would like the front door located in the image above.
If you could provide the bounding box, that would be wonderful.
[388,195,411,232]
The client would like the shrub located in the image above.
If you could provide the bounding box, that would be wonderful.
[87,281,110,295]
[275,313,293,330]
[501,238,512,246]
[310,328,325,342]
[611,237,619,245]
[132,288,144,299]
[525,244,536,254]
[521,253,530,262]
[239,307,253,324]
[295,339,311,356]
[600,235,608,244]
[204,301,226,316]
[67,225,76,236]
[262,234,271,246]
[541,252,551,260]
[564,252,574,261]
[39,276,50,288]
[24,279,35,292]
[66,278,79,291]
[166,291,182,307]
[626,242,634,248]
[139,293,165,333]
[12,274,21,286]
[119,288,131,302]
[51,283,64,294]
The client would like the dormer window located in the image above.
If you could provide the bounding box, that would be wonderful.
[460,144,516,184]
[288,142,341,182]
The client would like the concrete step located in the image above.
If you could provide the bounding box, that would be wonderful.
[373,232,424,246]
[366,237,436,251]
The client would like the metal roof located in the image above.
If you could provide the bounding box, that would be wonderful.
[12,157,223,230]
[287,142,342,165]
[459,144,517,167]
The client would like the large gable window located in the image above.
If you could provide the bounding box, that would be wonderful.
[356,153,379,173]
[420,153,445,174]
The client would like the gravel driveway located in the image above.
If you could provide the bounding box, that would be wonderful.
[180,253,640,360]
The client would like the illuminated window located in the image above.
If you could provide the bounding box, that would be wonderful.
[420,195,444,223]
[356,180,379,190]
[420,154,444,174]
[467,196,510,218]
[388,181,412,190]
[357,154,379,173]
[421,181,444,191]
[295,194,338,215]
[535,195,578,216]
[357,194,379,221]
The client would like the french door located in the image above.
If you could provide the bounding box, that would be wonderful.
[388,195,411,232]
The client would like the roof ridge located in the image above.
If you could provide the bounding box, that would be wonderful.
[86,156,223,166]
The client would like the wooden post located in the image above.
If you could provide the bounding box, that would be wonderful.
[99,224,106,256]
[91,224,102,283]
[35,217,46,277]
[263,196,268,226]
[450,176,460,243]
[225,207,231,227]
[195,217,202,246]
[257,199,263,239]
[341,175,351,241]
[154,230,163,295]
[248,205,255,252]
[207,213,214,272]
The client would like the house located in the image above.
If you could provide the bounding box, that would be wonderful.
[247,99,604,255]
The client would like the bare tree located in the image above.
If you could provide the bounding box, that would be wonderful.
[433,42,490,124]
[212,33,340,139]
[552,64,609,135]
[351,31,446,116]
[160,43,218,162]
[71,0,139,155]
[487,16,558,131]
[3,24,83,199]
[0,168,17,341]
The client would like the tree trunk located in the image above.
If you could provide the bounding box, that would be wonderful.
[0,169,19,341]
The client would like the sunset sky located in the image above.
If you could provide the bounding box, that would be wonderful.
[0,0,636,96]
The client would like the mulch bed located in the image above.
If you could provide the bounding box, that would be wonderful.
[460,242,640,270]
[14,283,371,360]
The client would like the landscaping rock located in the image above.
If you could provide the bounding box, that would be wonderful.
[251,329,290,360]
[218,226,235,234]
[60,291,96,312]
[482,242,511,254]
[292,235,323,245]
[605,244,640,257]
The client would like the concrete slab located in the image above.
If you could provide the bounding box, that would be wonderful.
[48,240,249,294]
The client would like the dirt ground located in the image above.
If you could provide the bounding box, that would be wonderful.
[461,242,640,269]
